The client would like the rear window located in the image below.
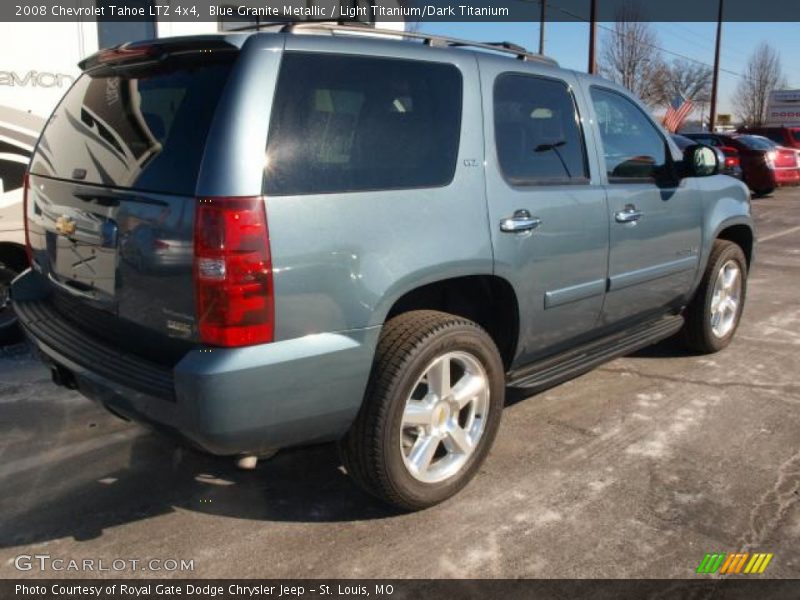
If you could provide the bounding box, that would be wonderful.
[736,135,775,151]
[265,53,463,196]
[30,55,235,196]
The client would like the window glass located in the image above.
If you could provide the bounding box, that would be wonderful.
[265,53,463,195]
[737,135,775,150]
[691,136,720,147]
[493,74,588,184]
[590,87,668,181]
[30,55,235,195]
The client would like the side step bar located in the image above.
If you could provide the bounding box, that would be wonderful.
[507,315,685,392]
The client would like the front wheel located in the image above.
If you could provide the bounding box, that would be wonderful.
[682,240,748,354]
[340,310,505,511]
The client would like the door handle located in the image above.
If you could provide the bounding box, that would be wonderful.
[615,205,643,224]
[500,210,542,233]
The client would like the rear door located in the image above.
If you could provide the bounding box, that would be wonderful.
[587,86,702,326]
[480,58,609,365]
[25,45,237,354]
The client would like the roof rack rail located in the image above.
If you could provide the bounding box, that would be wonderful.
[244,21,559,66]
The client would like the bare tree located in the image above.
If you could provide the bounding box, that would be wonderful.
[735,43,787,127]
[598,11,669,107]
[665,59,712,104]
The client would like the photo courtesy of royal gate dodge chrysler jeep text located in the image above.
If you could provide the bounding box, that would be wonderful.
[12,23,755,510]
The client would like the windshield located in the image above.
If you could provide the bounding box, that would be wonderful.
[30,54,235,196]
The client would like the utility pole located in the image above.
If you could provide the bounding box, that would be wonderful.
[539,0,546,55]
[709,0,724,132]
[588,0,598,74]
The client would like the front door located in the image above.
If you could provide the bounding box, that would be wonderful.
[587,86,703,326]
[481,61,609,367]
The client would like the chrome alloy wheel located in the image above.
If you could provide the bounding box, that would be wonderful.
[399,351,490,484]
[710,259,742,338]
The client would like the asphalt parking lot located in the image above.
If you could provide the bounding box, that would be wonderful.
[2,188,799,580]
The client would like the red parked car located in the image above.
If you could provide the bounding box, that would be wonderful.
[738,126,800,151]
[685,133,800,196]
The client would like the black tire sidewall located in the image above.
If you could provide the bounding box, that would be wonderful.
[379,324,504,509]
[697,244,748,352]
[0,265,22,343]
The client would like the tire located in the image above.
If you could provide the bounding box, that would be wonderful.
[682,240,748,354]
[0,264,23,346]
[340,310,505,511]
[752,188,774,198]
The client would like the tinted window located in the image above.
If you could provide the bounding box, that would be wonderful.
[737,135,775,151]
[265,53,462,195]
[791,129,800,143]
[494,74,588,184]
[690,135,721,147]
[30,55,235,195]
[590,87,668,181]
[671,135,693,150]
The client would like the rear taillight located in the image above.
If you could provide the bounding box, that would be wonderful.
[765,151,777,169]
[153,239,170,250]
[193,197,274,347]
[22,171,32,263]
[725,156,740,168]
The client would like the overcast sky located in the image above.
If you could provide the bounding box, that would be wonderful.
[422,21,800,118]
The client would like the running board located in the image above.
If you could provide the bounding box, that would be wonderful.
[507,315,685,392]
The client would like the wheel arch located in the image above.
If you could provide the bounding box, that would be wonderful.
[384,275,519,371]
[0,242,28,273]
[716,222,754,270]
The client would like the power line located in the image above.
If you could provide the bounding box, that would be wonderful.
[533,1,755,83]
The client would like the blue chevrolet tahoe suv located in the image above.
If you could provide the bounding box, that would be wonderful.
[12,24,755,510]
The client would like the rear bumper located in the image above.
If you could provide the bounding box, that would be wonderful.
[12,269,379,455]
[773,168,800,186]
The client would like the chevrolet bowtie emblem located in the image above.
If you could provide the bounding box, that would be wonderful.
[55,215,77,236]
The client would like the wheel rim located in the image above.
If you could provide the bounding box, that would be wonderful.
[399,351,490,484]
[710,259,742,339]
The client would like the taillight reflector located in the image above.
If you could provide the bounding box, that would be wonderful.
[193,197,274,347]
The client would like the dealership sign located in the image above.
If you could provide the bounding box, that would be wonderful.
[0,69,75,88]
[767,89,800,126]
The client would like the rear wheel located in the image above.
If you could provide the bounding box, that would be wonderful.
[340,310,504,511]
[682,240,747,354]
[752,188,774,198]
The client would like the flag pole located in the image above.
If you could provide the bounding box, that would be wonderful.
[539,0,546,55]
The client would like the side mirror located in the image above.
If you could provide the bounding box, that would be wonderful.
[684,144,719,177]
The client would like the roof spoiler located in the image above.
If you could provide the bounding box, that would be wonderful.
[79,36,242,71]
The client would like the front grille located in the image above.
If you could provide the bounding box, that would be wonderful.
[14,296,176,402]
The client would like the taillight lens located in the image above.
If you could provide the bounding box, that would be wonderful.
[194,197,274,347]
[22,171,32,263]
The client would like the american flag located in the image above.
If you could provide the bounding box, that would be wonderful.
[663,94,695,133]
